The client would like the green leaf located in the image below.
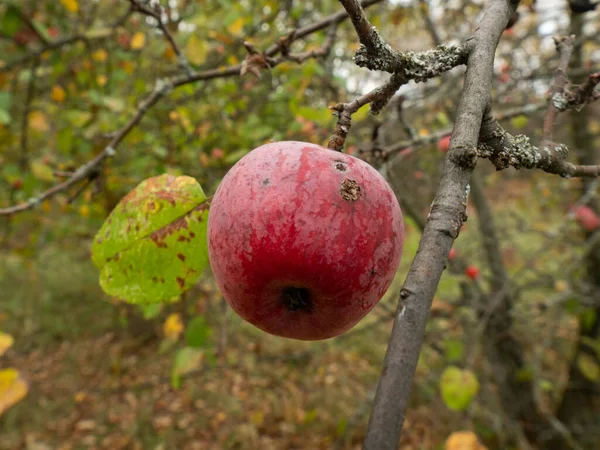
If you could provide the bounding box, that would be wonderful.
[224,149,248,165]
[0,109,10,125]
[92,174,211,305]
[56,127,73,154]
[510,115,528,129]
[444,339,464,362]
[577,353,600,382]
[297,106,332,124]
[171,346,203,389]
[140,303,162,319]
[440,366,479,411]
[0,92,10,110]
[185,315,211,348]
[580,308,597,333]
[0,5,22,38]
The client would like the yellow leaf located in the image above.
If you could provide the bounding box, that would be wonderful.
[227,17,245,36]
[130,32,146,50]
[554,280,569,293]
[164,46,176,61]
[185,35,207,66]
[60,0,79,13]
[92,49,108,62]
[121,61,136,75]
[445,431,487,450]
[164,313,184,340]
[249,411,264,426]
[51,85,66,103]
[41,200,52,213]
[28,111,49,132]
[0,333,14,357]
[78,204,90,218]
[30,160,55,182]
[0,368,28,417]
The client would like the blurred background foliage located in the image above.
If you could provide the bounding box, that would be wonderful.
[0,0,599,449]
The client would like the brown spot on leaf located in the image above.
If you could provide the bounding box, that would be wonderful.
[177,253,186,262]
[176,277,185,289]
[340,179,361,201]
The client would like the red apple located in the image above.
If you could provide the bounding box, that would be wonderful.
[448,248,457,261]
[437,135,451,153]
[465,265,480,280]
[208,141,404,340]
[572,205,600,231]
[211,148,225,160]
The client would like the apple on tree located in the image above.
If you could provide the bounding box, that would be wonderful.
[208,141,404,340]
[437,135,451,153]
[572,205,600,231]
[465,265,480,280]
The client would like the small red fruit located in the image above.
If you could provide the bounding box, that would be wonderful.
[208,141,404,340]
[437,135,451,153]
[572,205,600,232]
[465,265,480,280]
[11,178,23,190]
[211,148,225,160]
[448,248,457,261]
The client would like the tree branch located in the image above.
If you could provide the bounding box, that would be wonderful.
[362,1,520,448]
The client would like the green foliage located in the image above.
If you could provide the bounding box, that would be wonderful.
[92,174,210,304]
[440,366,479,411]
[186,315,211,348]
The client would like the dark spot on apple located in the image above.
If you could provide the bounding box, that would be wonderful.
[340,179,361,201]
[262,178,270,186]
[333,160,347,171]
[282,286,311,312]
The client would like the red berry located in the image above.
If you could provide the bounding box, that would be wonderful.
[448,248,457,261]
[572,205,600,232]
[465,265,480,280]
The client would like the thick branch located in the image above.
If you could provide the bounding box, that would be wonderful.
[363,1,519,448]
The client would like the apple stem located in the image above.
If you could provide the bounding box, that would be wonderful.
[282,287,311,312]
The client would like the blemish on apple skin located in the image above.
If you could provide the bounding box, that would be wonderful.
[333,160,347,171]
[339,179,361,201]
[262,178,270,186]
